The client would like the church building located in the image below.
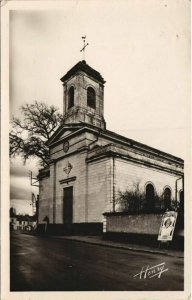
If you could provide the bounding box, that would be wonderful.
[38,60,184,230]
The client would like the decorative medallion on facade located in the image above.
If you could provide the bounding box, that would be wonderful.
[63,161,73,177]
[63,141,69,153]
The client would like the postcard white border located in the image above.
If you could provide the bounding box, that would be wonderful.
[1,1,191,300]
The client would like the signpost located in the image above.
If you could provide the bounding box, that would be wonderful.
[158,211,178,242]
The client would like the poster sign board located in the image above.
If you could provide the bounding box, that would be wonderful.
[158,211,178,241]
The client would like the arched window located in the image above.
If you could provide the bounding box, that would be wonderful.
[145,183,155,212]
[87,87,96,109]
[68,86,74,109]
[164,187,171,210]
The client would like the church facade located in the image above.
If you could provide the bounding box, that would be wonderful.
[38,61,184,227]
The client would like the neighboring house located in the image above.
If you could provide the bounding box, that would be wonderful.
[10,215,37,231]
[10,217,18,231]
[38,60,184,230]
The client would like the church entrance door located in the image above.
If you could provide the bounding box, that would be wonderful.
[63,186,73,224]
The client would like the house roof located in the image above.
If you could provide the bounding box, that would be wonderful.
[60,60,106,84]
[16,215,37,222]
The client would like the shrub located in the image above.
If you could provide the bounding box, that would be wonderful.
[116,182,177,214]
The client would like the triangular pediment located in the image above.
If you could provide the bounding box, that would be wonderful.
[60,129,75,139]
[47,123,85,147]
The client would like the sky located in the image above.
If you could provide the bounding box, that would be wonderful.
[9,0,190,215]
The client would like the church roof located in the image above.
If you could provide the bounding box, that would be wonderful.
[47,122,184,165]
[60,60,106,84]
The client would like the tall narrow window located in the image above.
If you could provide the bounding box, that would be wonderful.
[87,87,96,109]
[68,86,74,109]
[145,183,155,212]
[164,187,171,210]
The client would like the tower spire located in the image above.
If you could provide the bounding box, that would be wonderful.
[80,36,89,61]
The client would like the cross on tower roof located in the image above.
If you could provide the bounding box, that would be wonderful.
[80,36,89,61]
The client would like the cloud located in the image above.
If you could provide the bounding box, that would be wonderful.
[10,156,39,177]
[10,183,31,201]
[11,199,33,216]
[10,157,39,201]
[10,164,30,178]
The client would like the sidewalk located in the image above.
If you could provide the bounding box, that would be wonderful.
[49,234,184,258]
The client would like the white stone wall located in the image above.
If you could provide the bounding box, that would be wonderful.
[87,157,112,222]
[106,214,163,235]
[115,158,181,202]
[39,128,184,225]
[54,150,88,223]
[38,171,54,223]
[105,213,183,237]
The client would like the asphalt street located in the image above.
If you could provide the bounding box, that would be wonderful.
[10,232,184,291]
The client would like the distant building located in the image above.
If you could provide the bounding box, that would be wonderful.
[38,61,184,229]
[10,214,37,231]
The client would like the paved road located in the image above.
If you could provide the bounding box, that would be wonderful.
[10,232,184,291]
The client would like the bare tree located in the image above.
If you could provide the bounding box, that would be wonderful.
[117,181,145,213]
[10,101,63,166]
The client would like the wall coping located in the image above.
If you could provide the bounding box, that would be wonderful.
[103,211,164,216]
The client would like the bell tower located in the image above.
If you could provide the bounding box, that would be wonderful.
[60,60,106,129]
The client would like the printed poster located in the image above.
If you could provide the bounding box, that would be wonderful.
[158,211,178,242]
